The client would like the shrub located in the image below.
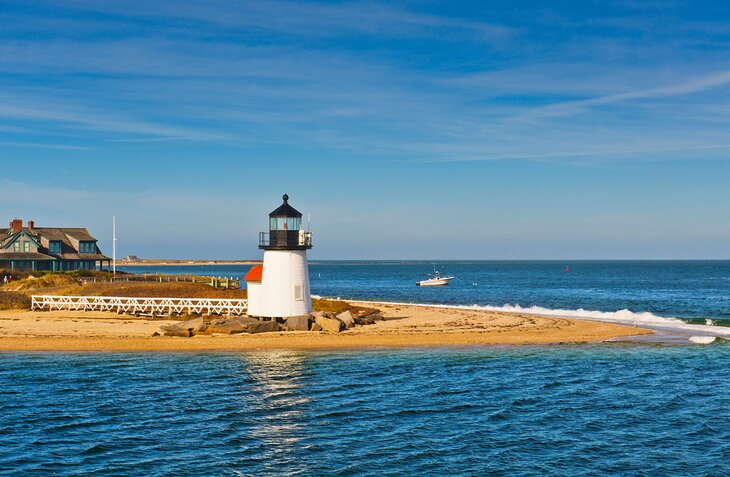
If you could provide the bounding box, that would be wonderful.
[9,274,80,291]
[0,291,32,310]
[312,298,379,316]
[78,281,248,299]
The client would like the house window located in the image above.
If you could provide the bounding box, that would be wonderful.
[49,241,62,254]
[294,284,304,301]
[23,242,30,253]
[79,241,96,254]
[13,242,20,252]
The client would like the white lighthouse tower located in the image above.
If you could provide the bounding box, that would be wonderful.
[248,194,313,319]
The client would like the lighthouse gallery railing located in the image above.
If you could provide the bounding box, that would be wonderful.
[31,295,248,316]
[259,231,313,247]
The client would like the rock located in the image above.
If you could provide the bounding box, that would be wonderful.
[163,328,193,337]
[203,316,262,335]
[355,315,375,326]
[315,315,344,333]
[224,316,260,326]
[355,313,383,326]
[160,317,207,335]
[203,321,248,335]
[310,322,323,332]
[335,310,354,328]
[284,315,311,331]
[311,311,329,319]
[247,320,281,334]
[151,332,160,337]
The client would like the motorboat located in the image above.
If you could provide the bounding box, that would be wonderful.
[416,267,454,287]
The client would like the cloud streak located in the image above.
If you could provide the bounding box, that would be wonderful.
[51,0,518,42]
[519,69,730,119]
[1,1,730,166]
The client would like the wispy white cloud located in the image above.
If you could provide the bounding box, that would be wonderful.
[0,140,92,151]
[0,95,229,141]
[415,142,730,164]
[1,0,730,167]
[518,69,730,119]
[0,179,92,210]
[52,0,518,42]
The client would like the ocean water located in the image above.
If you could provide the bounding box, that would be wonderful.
[1,347,728,476]
[4,263,728,475]
[120,261,730,326]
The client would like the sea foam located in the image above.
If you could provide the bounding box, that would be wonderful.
[450,303,730,337]
[689,336,717,344]
[347,298,730,338]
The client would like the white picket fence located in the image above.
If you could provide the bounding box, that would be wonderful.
[31,295,248,316]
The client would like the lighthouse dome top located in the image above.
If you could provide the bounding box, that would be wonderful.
[269,193,302,218]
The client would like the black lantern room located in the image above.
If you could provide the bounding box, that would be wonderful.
[259,194,313,250]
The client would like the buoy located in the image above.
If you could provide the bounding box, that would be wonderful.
[565,266,570,272]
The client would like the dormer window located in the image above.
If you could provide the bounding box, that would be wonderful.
[13,242,20,252]
[49,241,62,254]
[79,241,96,254]
[23,242,30,253]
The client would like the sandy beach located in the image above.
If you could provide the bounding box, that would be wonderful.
[0,302,651,351]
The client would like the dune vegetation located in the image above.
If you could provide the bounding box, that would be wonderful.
[0,271,375,315]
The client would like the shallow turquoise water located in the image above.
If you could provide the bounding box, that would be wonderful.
[2,346,728,476]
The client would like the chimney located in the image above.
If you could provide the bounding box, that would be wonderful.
[9,219,22,233]
[27,220,34,230]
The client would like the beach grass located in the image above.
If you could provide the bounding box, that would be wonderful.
[0,273,380,316]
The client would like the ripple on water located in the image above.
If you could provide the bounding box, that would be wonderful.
[0,347,728,476]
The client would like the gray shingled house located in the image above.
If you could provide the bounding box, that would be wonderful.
[0,219,111,271]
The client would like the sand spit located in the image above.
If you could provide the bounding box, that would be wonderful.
[0,302,651,352]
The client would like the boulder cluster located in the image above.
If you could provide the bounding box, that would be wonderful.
[159,309,383,337]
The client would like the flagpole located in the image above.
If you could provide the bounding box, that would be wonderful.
[112,215,117,280]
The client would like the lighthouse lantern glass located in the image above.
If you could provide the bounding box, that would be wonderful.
[269,216,301,231]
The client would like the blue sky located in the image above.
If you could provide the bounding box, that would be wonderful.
[1,0,729,259]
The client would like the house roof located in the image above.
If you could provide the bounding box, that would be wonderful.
[52,253,110,260]
[1,229,41,249]
[34,227,97,242]
[269,194,303,218]
[0,252,56,261]
[1,224,109,260]
[244,265,263,282]
[2,227,97,241]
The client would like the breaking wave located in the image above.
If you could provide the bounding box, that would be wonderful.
[347,298,730,338]
[447,303,730,337]
[449,305,730,337]
[689,336,717,345]
[460,303,683,325]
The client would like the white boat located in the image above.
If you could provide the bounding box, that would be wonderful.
[416,267,454,286]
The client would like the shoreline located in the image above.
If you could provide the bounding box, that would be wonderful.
[117,260,258,267]
[344,299,730,338]
[0,302,652,352]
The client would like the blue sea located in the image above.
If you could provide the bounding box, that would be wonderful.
[2,261,729,476]
[1,348,728,476]
[121,260,730,326]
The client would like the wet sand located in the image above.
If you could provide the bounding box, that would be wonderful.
[0,302,651,351]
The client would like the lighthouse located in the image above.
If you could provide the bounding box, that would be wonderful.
[246,194,313,319]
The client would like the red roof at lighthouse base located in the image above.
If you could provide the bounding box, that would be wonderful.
[244,265,263,282]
